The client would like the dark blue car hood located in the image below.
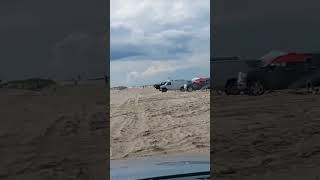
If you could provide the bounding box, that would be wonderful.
[110,153,210,180]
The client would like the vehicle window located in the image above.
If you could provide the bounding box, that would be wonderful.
[167,82,171,85]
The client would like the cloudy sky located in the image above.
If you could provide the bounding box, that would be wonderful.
[110,0,210,87]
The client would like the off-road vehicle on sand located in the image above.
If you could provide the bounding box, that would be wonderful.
[225,52,320,95]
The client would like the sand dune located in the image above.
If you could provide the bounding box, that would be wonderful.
[0,83,107,180]
[110,87,210,160]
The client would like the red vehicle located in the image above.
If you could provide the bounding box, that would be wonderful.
[191,77,210,90]
[192,77,209,84]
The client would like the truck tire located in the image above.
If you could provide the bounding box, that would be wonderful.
[187,86,193,92]
[161,88,167,92]
[248,81,265,96]
[225,79,240,95]
[180,87,185,91]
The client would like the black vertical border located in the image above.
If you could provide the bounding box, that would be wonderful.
[106,0,110,179]
[210,0,214,178]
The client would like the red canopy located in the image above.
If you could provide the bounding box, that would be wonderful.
[271,53,312,64]
[192,77,209,84]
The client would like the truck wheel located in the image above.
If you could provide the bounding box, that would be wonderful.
[225,79,240,95]
[248,81,265,96]
[187,86,193,92]
[161,88,167,92]
[180,87,185,91]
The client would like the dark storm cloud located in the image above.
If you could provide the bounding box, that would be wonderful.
[110,25,194,61]
[212,0,320,58]
[110,45,143,60]
[0,0,107,80]
[110,37,192,61]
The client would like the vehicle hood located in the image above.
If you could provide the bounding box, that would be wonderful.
[110,154,210,180]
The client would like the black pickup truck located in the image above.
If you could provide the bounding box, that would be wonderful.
[153,82,166,89]
[225,53,320,95]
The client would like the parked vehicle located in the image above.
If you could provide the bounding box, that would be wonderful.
[160,80,189,92]
[184,80,194,92]
[191,78,210,90]
[225,52,320,96]
[211,58,259,93]
[154,81,167,89]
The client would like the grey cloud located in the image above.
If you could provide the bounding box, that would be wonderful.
[110,0,209,86]
[110,27,194,61]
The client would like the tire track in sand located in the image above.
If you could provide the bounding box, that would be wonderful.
[111,94,148,159]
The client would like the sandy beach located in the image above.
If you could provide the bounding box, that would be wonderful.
[0,82,107,180]
[212,90,320,179]
[7,80,320,179]
[110,87,210,160]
